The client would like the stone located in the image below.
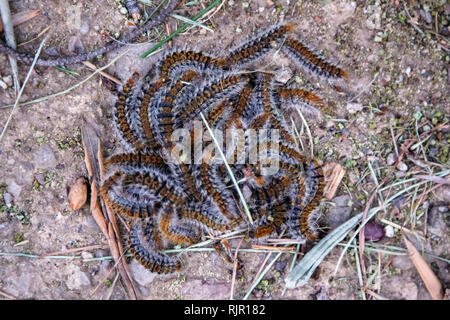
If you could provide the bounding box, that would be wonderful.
[397,161,408,172]
[324,195,353,229]
[129,259,157,286]
[274,67,293,84]
[386,153,396,166]
[434,186,450,202]
[3,75,12,86]
[3,192,13,206]
[427,205,448,238]
[68,36,85,54]
[79,19,89,35]
[364,220,384,241]
[44,47,59,56]
[391,255,414,271]
[19,161,34,171]
[7,180,22,198]
[66,265,92,290]
[81,251,94,260]
[179,279,229,300]
[33,144,57,169]
[384,225,395,238]
[383,276,418,300]
[346,102,363,114]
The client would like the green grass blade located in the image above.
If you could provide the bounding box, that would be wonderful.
[141,0,221,58]
[285,212,363,289]
[170,13,213,33]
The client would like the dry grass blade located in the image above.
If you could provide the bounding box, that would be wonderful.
[230,238,244,300]
[379,218,426,241]
[0,288,17,300]
[171,13,213,33]
[403,235,444,300]
[82,61,122,85]
[0,9,41,32]
[82,123,109,237]
[365,288,388,300]
[414,175,450,185]
[0,35,47,142]
[252,245,296,251]
[81,120,138,300]
[294,105,314,158]
[40,244,108,258]
[243,251,283,300]
[200,112,253,224]
[0,0,19,93]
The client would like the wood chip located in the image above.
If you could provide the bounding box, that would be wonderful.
[403,235,444,300]
[323,162,346,200]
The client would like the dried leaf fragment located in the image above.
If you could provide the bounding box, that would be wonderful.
[68,177,88,210]
[403,235,444,300]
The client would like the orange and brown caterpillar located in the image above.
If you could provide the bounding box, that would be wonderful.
[114,72,145,150]
[158,50,227,80]
[101,21,348,274]
[226,24,293,68]
[129,221,182,274]
[282,38,347,79]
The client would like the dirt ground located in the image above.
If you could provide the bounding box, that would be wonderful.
[0,0,449,300]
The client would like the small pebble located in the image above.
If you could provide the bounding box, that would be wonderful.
[397,161,408,172]
[68,36,85,54]
[79,20,89,35]
[3,75,12,87]
[274,67,293,84]
[81,251,94,260]
[33,144,57,169]
[7,180,22,198]
[404,66,411,77]
[419,9,432,24]
[386,153,396,166]
[34,173,46,185]
[55,163,65,170]
[384,225,395,238]
[364,220,384,241]
[346,102,363,114]
[274,259,287,273]
[3,192,13,207]
[44,47,59,56]
[119,7,128,15]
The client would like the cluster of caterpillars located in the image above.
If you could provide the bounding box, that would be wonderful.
[100,24,347,274]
